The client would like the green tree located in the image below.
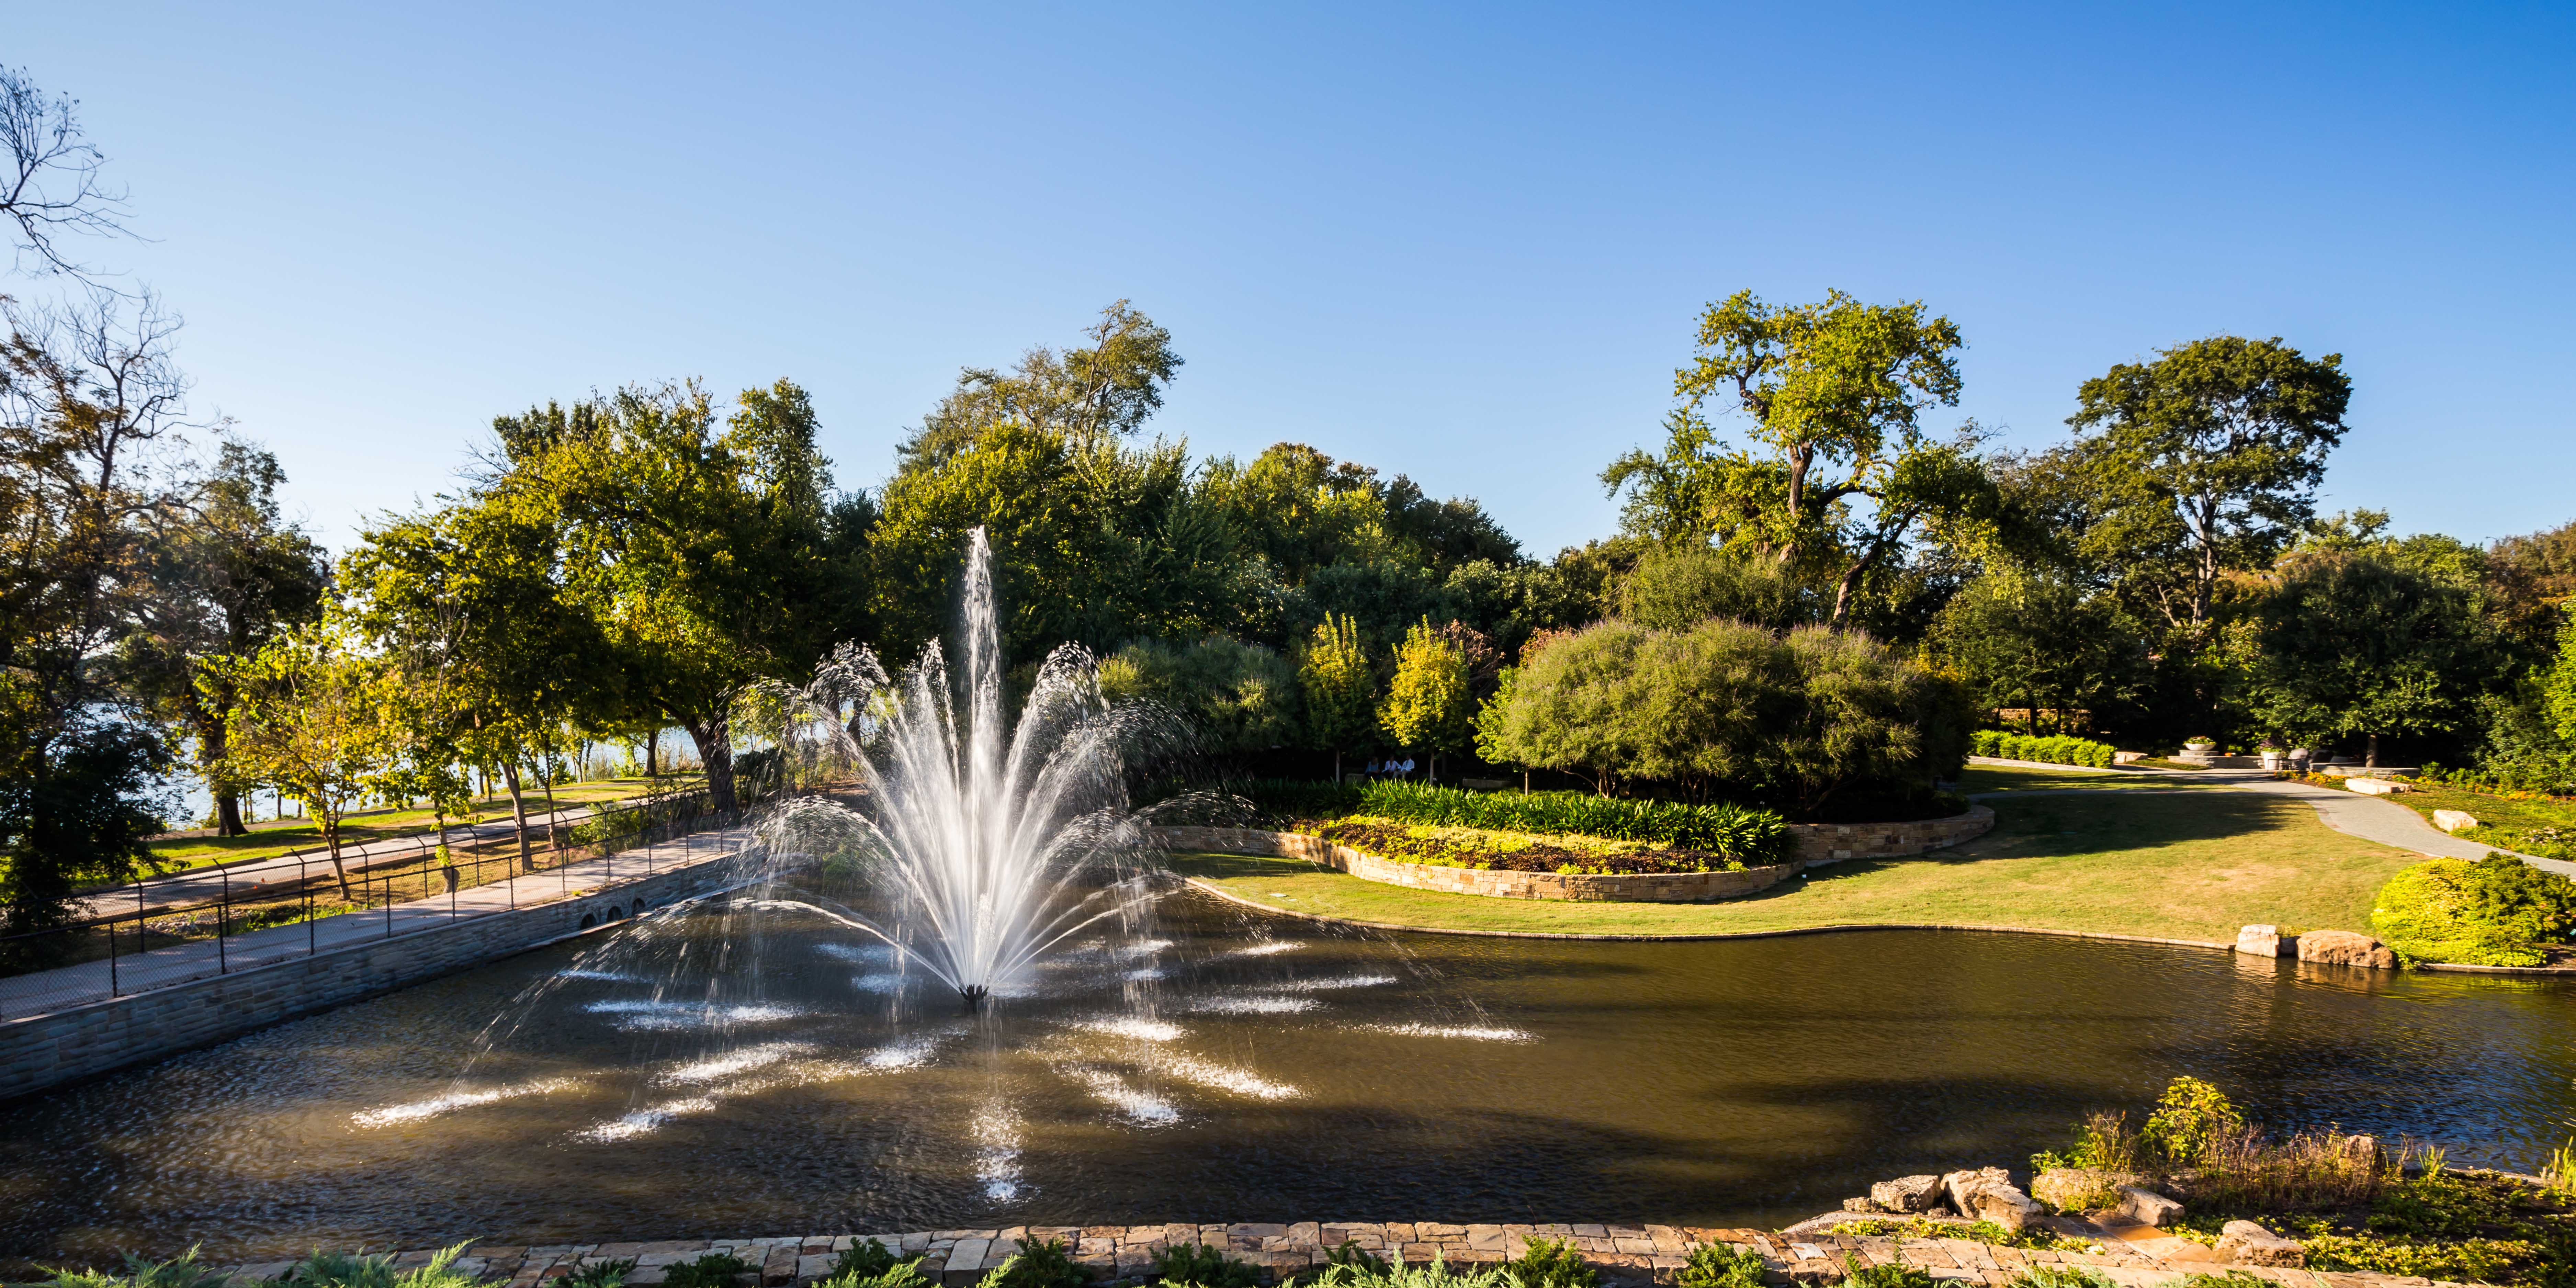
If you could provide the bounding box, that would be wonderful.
[497,380,864,812]
[2248,551,2500,766]
[901,300,1182,467]
[1607,290,1990,626]
[1616,542,1817,631]
[2065,335,2352,633]
[1097,635,1298,761]
[208,624,399,896]
[1298,613,1376,779]
[1378,618,1475,777]
[1928,571,2146,736]
[118,439,329,835]
[1477,618,1970,812]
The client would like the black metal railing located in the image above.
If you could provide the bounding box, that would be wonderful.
[0,788,744,1020]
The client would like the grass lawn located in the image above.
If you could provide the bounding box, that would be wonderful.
[2386,781,2576,859]
[144,776,692,871]
[1957,764,2222,794]
[1169,788,2419,944]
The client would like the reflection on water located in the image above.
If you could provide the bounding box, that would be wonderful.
[1,882,2572,1266]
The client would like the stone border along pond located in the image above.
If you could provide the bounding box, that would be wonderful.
[212,1217,2484,1288]
[1151,807,1994,904]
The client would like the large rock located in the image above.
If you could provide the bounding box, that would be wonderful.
[2214,1220,2304,1267]
[2234,924,2293,958]
[1870,1175,1943,1213]
[2029,1168,2131,1212]
[2297,929,2398,969]
[2114,1185,2184,1228]
[1942,1168,2042,1233]
[2433,809,2482,834]
[2344,777,2404,795]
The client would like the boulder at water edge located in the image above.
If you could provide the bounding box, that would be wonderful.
[1942,1167,2043,1232]
[2296,929,2398,969]
[2234,924,2293,957]
[2114,1184,2184,1228]
[2214,1220,2305,1267]
[1870,1175,1943,1213]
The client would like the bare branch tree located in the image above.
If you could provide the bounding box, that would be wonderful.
[0,66,136,282]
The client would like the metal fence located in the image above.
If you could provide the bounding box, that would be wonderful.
[0,788,745,1020]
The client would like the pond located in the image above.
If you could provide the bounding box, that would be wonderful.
[2,875,2571,1265]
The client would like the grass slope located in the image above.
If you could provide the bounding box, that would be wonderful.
[1171,788,2415,943]
[2387,780,2576,859]
[1957,764,2222,794]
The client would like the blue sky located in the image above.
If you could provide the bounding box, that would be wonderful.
[13,2,2572,558]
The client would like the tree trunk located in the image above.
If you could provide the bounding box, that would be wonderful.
[502,761,534,871]
[321,808,353,899]
[689,715,736,813]
[538,756,563,850]
[645,732,658,779]
[2366,733,2379,769]
[215,790,246,838]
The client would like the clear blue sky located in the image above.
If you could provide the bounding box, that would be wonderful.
[14,2,2572,558]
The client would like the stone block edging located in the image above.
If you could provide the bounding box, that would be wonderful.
[1152,809,1991,906]
[216,1224,2479,1288]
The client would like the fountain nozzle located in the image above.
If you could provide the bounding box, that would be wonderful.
[959,984,990,1012]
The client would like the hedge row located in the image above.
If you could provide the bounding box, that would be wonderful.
[1970,730,2118,769]
[1243,778,1796,866]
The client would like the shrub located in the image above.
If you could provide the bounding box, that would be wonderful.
[46,1249,231,1288]
[1347,780,1793,863]
[2005,1269,2113,1288]
[2142,1076,2246,1164]
[1302,1254,1510,1288]
[979,1240,1087,1288]
[1324,1241,1391,1277]
[823,1239,930,1288]
[663,1254,758,1288]
[1970,730,2117,769]
[2371,854,2576,966]
[564,1261,638,1288]
[281,1243,483,1288]
[1674,1244,1767,1288]
[1150,1244,1259,1288]
[1474,619,1972,815]
[1499,1239,1594,1288]
[1102,636,1301,758]
[1837,1261,1933,1288]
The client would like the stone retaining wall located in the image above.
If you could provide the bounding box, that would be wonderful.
[218,1223,2470,1288]
[1154,807,1991,905]
[0,858,738,1103]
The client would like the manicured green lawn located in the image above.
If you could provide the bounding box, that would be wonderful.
[145,777,692,871]
[1957,763,2221,794]
[1169,788,2417,944]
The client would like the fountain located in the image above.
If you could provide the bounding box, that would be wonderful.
[753,526,1174,1007]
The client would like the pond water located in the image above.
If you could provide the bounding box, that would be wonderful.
[3,876,2572,1265]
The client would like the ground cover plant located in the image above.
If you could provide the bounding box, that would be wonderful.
[42,1249,230,1288]
[2395,777,2576,861]
[1149,1243,1259,1288]
[1674,1243,1766,1288]
[1174,783,2415,940]
[1299,1254,1509,1288]
[979,1240,1087,1288]
[1820,1219,2093,1253]
[1970,731,2118,768]
[2369,853,2576,966]
[659,1253,756,1288]
[1498,1238,1594,1288]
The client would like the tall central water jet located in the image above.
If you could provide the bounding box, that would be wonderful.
[767,527,1165,1004]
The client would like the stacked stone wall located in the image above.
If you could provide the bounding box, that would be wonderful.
[0,861,735,1103]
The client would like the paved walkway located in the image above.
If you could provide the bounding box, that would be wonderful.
[0,823,755,1021]
[81,798,655,923]
[207,1222,2474,1288]
[1967,757,2576,878]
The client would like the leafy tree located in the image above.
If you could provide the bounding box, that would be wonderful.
[1607,290,1989,626]
[1929,571,2146,736]
[2248,551,2500,766]
[1098,635,1298,760]
[1297,613,1376,778]
[118,439,329,835]
[1616,543,1817,631]
[900,300,1181,467]
[2065,336,2352,634]
[0,720,167,946]
[209,624,398,896]
[1377,618,1475,777]
[1476,618,1970,813]
[498,380,863,812]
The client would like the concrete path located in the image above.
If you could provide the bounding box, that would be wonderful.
[2,823,755,1021]
[1968,755,2576,878]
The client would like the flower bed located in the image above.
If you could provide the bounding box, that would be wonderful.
[1310,818,1748,876]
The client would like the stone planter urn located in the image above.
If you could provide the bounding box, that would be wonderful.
[2259,749,2284,771]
